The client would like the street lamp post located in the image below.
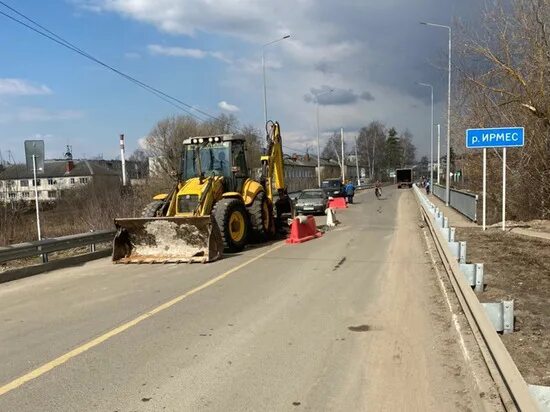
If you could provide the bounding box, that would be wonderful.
[421,21,451,206]
[315,89,334,187]
[262,35,290,129]
[416,82,434,187]
[437,123,441,184]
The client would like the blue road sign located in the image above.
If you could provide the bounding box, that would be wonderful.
[466,127,524,148]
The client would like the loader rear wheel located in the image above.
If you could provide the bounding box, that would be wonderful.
[248,191,273,242]
[142,200,163,217]
[213,198,249,252]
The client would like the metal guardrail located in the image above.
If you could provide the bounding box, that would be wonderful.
[414,185,539,411]
[0,230,115,264]
[433,183,478,222]
[432,182,446,200]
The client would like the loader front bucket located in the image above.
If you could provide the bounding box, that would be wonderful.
[112,216,223,263]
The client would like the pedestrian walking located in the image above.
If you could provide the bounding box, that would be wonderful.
[345,181,356,204]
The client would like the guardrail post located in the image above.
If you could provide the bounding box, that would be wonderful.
[503,300,514,334]
[459,262,484,293]
[89,230,96,253]
[459,241,467,264]
[474,263,484,293]
[441,227,450,241]
[39,246,48,263]
[528,384,550,411]
[443,217,448,228]
[450,227,455,242]
[448,241,460,259]
[482,300,514,333]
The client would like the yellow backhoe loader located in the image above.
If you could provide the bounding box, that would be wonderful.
[112,121,292,263]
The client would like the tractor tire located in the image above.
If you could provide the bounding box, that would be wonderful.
[142,200,163,217]
[213,198,249,252]
[247,191,273,242]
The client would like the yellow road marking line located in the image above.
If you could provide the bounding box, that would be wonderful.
[0,242,285,397]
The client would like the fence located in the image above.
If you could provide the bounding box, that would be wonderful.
[432,184,478,222]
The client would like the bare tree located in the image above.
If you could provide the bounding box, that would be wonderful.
[143,114,239,180]
[357,121,386,179]
[455,0,550,220]
[321,132,348,173]
[399,129,416,166]
[238,124,263,170]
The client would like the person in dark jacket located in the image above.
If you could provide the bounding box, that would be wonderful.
[345,181,356,204]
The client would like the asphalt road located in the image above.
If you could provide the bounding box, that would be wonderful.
[0,187,486,411]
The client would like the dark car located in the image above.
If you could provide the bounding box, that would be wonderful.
[320,178,344,198]
[294,189,328,215]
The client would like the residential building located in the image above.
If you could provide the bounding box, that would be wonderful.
[0,158,119,203]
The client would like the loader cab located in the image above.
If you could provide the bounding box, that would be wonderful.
[182,135,249,192]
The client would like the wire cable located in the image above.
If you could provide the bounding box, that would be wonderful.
[0,1,306,155]
[0,2,218,122]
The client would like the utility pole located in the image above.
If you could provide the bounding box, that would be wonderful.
[421,21,452,205]
[340,128,345,182]
[354,136,360,185]
[32,155,42,242]
[120,134,127,186]
[437,124,441,184]
[371,141,375,180]
[315,88,334,187]
[262,35,291,129]
[416,82,434,185]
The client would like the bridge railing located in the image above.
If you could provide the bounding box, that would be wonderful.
[432,183,478,222]
[0,230,115,264]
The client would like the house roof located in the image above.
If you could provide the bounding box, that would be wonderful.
[0,160,120,180]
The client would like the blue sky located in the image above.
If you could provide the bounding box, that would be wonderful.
[0,0,480,163]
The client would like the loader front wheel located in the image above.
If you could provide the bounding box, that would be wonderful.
[213,198,249,252]
[142,200,163,217]
[248,191,273,242]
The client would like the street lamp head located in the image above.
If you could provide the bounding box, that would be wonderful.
[283,34,291,39]
[420,21,451,30]
[416,81,432,88]
[315,88,334,102]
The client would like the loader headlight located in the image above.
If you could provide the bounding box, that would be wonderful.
[178,194,199,213]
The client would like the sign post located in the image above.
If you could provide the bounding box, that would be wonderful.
[502,148,506,231]
[466,127,524,232]
[482,148,486,230]
[24,140,45,245]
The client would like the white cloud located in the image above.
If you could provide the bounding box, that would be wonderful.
[124,51,141,59]
[218,100,240,113]
[137,137,148,148]
[0,78,52,96]
[147,44,230,62]
[76,0,482,158]
[0,107,84,123]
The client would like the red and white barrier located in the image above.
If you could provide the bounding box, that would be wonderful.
[286,215,323,244]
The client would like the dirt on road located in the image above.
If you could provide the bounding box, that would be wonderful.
[456,227,550,386]
[363,191,499,411]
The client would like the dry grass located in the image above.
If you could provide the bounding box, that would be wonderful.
[456,227,550,386]
[0,177,171,246]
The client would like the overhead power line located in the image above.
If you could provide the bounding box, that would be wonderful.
[0,1,311,147]
[0,1,219,122]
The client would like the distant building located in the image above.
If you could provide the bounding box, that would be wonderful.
[0,156,119,203]
[93,159,148,181]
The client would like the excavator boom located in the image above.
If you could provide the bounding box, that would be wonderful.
[261,121,292,220]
